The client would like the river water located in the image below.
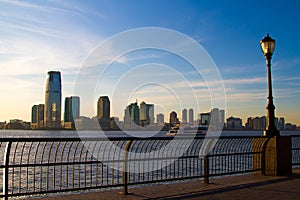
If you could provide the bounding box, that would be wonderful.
[0,130,299,138]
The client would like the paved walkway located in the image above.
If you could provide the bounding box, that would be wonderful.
[30,169,300,200]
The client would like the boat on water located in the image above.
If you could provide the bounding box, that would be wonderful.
[166,126,208,136]
[166,129,178,136]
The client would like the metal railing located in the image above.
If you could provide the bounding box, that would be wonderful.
[0,136,271,199]
[291,135,300,166]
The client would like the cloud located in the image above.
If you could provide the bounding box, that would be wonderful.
[224,77,265,85]
[48,0,108,20]
[0,0,109,121]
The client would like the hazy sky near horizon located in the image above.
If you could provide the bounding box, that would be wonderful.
[0,0,300,125]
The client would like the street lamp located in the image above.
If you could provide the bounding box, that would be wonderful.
[260,34,279,137]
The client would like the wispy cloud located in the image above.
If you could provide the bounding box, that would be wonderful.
[0,0,108,121]
[48,0,108,20]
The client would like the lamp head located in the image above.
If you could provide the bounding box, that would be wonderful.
[260,33,275,57]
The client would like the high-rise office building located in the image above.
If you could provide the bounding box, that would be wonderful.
[129,102,140,125]
[278,117,285,131]
[124,102,140,129]
[210,108,225,130]
[31,104,44,129]
[199,112,211,126]
[44,71,62,129]
[182,109,187,123]
[157,113,164,124]
[96,96,110,130]
[140,101,154,126]
[169,111,179,125]
[189,108,194,124]
[97,96,110,119]
[64,96,80,122]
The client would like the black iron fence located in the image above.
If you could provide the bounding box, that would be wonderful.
[291,135,300,166]
[0,135,298,199]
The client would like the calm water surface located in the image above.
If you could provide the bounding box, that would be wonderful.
[0,130,299,138]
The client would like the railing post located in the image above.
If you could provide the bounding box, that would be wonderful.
[121,140,132,195]
[3,141,12,200]
[202,138,213,184]
[204,155,209,184]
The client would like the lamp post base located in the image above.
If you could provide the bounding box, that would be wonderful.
[264,129,280,137]
[264,135,292,176]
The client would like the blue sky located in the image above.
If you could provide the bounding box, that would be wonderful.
[0,0,299,125]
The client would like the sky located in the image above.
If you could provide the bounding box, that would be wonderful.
[0,0,300,125]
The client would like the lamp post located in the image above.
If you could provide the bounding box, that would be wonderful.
[260,34,279,137]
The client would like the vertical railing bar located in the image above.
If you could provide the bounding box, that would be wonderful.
[139,140,147,183]
[12,142,19,195]
[133,141,138,183]
[121,140,132,195]
[78,141,85,189]
[26,142,34,193]
[154,141,162,180]
[66,141,75,189]
[89,141,97,188]
[60,141,68,190]
[185,146,188,177]
[177,156,180,178]
[109,141,116,186]
[101,163,104,187]
[19,142,27,194]
[143,140,153,182]
[150,141,155,182]
[40,142,47,192]
[84,140,93,188]
[47,141,55,191]
[155,140,161,182]
[101,141,110,187]
[189,156,192,178]
[203,138,214,184]
[160,144,163,180]
[83,141,88,188]
[3,141,12,200]
[120,141,127,184]
[53,141,61,190]
[72,141,81,189]
[95,141,103,187]
[83,141,91,188]
[204,155,209,184]
[33,141,41,193]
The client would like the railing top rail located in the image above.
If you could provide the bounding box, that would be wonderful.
[291,135,300,138]
[0,135,269,142]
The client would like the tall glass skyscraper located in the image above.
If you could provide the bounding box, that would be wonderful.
[31,104,44,129]
[182,108,187,123]
[97,96,110,119]
[124,102,139,129]
[139,101,154,126]
[189,108,194,124]
[64,96,80,122]
[44,71,62,129]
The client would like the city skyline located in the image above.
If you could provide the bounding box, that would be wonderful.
[0,1,299,125]
[1,69,299,128]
